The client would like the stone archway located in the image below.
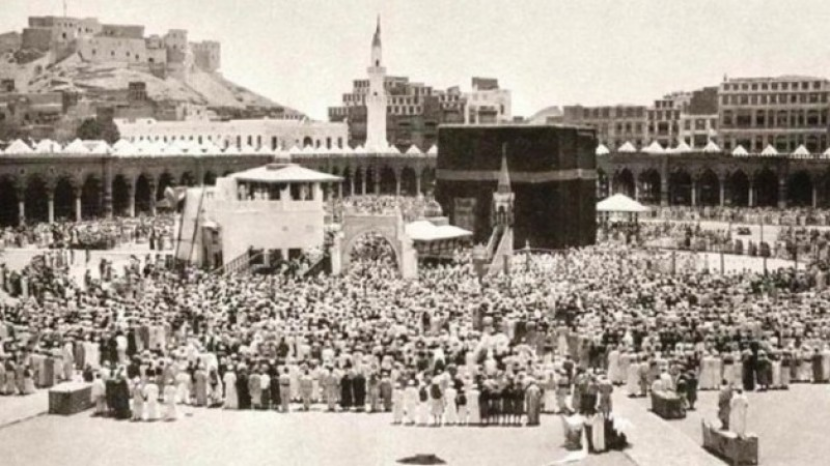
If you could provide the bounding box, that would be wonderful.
[180,171,196,187]
[401,167,417,196]
[135,174,153,214]
[25,176,49,224]
[203,171,217,186]
[754,168,778,207]
[379,166,397,195]
[112,174,131,217]
[0,176,19,226]
[637,169,661,204]
[668,169,692,206]
[81,175,103,219]
[697,169,720,206]
[726,170,749,207]
[612,169,635,198]
[787,171,812,207]
[157,172,175,201]
[332,211,417,279]
[53,177,75,221]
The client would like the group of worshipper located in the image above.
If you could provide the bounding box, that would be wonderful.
[328,195,440,224]
[0,214,174,251]
[5,207,827,453]
[652,205,830,227]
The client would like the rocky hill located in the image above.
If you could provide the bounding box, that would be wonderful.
[0,49,304,117]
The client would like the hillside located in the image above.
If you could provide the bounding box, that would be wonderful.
[0,50,304,117]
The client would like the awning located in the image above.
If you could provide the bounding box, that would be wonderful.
[405,220,472,242]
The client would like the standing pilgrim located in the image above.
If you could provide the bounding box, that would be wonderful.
[392,382,405,424]
[144,372,160,421]
[717,380,733,430]
[164,381,178,421]
[223,368,238,409]
[403,380,418,424]
[524,378,542,426]
[91,372,107,415]
[729,388,749,437]
[131,378,144,421]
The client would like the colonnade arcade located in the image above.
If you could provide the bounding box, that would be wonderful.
[599,165,828,208]
[0,155,438,227]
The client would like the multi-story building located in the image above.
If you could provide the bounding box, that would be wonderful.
[464,77,511,124]
[718,76,830,153]
[648,92,686,147]
[678,87,719,149]
[114,117,348,151]
[561,104,648,149]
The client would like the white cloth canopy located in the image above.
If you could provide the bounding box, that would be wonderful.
[731,145,749,157]
[405,220,472,242]
[702,141,721,153]
[618,141,637,153]
[673,141,692,154]
[791,144,810,159]
[643,141,664,154]
[761,144,778,157]
[595,144,610,156]
[596,194,650,213]
[5,139,33,154]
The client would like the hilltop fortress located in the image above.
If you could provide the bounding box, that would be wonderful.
[6,16,220,79]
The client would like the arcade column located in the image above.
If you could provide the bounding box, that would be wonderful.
[47,192,55,224]
[416,172,422,196]
[660,178,668,207]
[748,179,755,207]
[103,158,113,219]
[74,189,82,222]
[691,179,697,207]
[813,183,818,208]
[148,181,157,216]
[17,188,25,226]
[361,169,367,195]
[127,183,136,218]
[719,180,725,207]
[395,169,402,196]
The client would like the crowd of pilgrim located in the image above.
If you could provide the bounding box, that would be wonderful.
[0,215,175,251]
[3,198,830,450]
[650,206,830,226]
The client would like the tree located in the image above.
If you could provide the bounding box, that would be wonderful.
[76,117,120,144]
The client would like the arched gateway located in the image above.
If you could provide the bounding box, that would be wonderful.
[331,210,418,279]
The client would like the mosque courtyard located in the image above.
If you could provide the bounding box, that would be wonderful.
[3,383,830,466]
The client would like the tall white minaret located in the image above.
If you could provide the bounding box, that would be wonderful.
[365,16,388,151]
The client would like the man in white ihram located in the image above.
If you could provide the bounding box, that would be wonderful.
[729,388,749,437]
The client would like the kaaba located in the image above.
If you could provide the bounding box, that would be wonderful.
[435,124,597,250]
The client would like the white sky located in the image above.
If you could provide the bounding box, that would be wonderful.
[4,0,830,120]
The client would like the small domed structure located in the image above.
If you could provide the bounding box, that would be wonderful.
[424,199,443,218]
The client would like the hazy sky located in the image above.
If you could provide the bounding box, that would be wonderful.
[4,0,830,120]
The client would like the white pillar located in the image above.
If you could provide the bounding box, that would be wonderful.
[18,200,25,226]
[48,197,55,224]
[75,195,82,222]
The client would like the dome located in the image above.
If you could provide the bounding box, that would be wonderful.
[424,199,443,218]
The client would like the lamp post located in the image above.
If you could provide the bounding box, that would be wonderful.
[760,218,767,276]
[472,244,488,284]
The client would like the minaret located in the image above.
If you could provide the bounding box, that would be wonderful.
[492,143,515,227]
[365,16,389,151]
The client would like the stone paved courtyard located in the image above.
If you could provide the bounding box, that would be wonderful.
[0,404,630,466]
